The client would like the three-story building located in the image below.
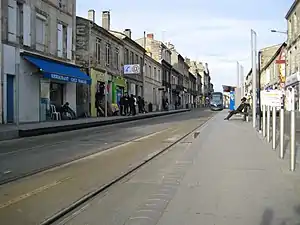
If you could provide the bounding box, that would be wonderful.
[144,54,162,111]
[110,26,145,97]
[76,10,125,117]
[167,42,187,108]
[136,33,172,108]
[2,0,91,123]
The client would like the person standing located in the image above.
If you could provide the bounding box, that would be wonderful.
[124,93,129,115]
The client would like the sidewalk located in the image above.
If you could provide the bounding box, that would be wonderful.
[156,112,300,225]
[0,109,189,141]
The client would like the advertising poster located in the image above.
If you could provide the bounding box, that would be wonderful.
[229,91,235,110]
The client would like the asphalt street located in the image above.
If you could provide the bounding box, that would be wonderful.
[0,109,211,184]
[51,112,300,225]
[0,108,214,225]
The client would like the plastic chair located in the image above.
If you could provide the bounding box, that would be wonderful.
[50,105,61,120]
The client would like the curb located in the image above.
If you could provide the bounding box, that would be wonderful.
[18,109,190,138]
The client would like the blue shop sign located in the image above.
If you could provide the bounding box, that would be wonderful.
[48,73,89,84]
[23,55,91,85]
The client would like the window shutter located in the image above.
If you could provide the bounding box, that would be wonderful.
[66,26,72,60]
[23,4,31,46]
[57,23,63,57]
[8,0,17,43]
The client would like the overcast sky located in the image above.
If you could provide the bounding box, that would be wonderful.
[77,0,293,91]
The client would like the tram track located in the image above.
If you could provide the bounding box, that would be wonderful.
[40,116,213,225]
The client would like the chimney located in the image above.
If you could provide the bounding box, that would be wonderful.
[147,33,154,39]
[124,29,131,38]
[102,11,110,30]
[88,9,95,23]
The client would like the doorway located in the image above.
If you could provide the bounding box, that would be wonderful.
[6,75,14,123]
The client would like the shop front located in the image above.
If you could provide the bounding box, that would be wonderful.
[90,69,113,117]
[112,76,126,105]
[21,53,91,122]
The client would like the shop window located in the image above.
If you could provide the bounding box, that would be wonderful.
[50,82,64,108]
[76,84,89,117]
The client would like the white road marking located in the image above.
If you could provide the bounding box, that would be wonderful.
[0,177,71,209]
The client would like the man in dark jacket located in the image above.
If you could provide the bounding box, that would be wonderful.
[224,97,250,120]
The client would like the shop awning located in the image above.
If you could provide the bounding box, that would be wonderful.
[23,55,91,85]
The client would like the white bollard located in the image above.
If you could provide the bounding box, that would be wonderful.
[280,108,284,159]
[262,104,266,137]
[267,105,271,142]
[290,88,296,171]
[272,107,276,149]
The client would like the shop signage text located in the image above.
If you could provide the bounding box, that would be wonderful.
[49,73,88,84]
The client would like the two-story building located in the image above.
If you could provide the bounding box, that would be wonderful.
[1,0,91,123]
[110,26,145,97]
[76,10,125,117]
[136,33,172,109]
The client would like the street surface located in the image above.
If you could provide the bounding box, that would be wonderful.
[52,112,300,225]
[0,109,198,184]
[0,109,214,225]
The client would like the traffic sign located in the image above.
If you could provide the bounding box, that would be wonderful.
[123,64,140,74]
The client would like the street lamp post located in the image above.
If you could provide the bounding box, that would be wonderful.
[251,29,257,128]
[271,29,288,34]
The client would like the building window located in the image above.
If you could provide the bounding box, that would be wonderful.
[114,48,119,69]
[130,51,134,64]
[135,54,139,64]
[149,65,151,78]
[17,3,23,43]
[124,48,129,64]
[294,13,298,36]
[154,67,157,80]
[289,19,292,41]
[36,14,46,51]
[158,69,161,81]
[105,43,111,66]
[57,23,67,58]
[96,38,101,63]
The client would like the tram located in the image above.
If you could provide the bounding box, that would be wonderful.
[209,92,224,111]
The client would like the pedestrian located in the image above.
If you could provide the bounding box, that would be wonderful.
[119,95,124,115]
[137,96,142,113]
[224,97,250,120]
[129,94,136,116]
[124,93,129,115]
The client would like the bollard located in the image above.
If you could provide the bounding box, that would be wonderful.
[272,107,276,149]
[262,104,266,137]
[291,88,296,171]
[267,105,271,142]
[280,108,284,159]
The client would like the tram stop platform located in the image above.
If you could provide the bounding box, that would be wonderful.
[155,111,300,225]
